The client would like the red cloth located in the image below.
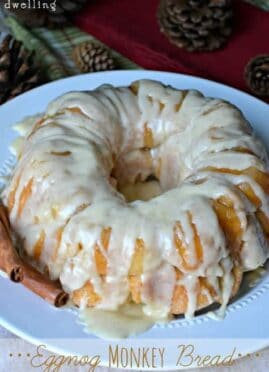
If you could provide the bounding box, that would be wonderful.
[75,0,269,98]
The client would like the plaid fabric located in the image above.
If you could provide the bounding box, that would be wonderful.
[5,16,139,82]
[244,0,269,10]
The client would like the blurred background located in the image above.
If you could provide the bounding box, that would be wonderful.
[0,0,268,105]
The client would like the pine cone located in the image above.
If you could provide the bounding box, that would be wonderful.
[245,55,269,97]
[0,35,43,104]
[72,42,115,73]
[5,0,89,28]
[157,0,233,52]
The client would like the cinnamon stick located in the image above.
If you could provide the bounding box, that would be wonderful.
[20,261,69,307]
[0,205,24,282]
[0,204,68,307]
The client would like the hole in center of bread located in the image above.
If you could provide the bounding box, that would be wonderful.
[117,175,162,202]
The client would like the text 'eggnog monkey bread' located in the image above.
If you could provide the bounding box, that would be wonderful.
[3,80,269,318]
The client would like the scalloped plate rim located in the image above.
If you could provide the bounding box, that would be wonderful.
[0,70,269,370]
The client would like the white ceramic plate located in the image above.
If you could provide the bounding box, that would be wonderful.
[0,71,269,370]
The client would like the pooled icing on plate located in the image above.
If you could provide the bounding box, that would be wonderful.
[2,80,269,337]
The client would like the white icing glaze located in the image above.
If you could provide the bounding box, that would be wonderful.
[2,80,269,325]
[79,304,168,339]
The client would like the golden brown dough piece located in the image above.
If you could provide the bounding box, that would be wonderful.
[2,80,269,319]
[71,198,244,315]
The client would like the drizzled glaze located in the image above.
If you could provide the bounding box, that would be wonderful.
[2,80,269,326]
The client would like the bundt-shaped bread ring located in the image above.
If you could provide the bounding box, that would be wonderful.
[2,80,269,318]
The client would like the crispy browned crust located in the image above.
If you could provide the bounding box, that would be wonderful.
[71,266,243,315]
